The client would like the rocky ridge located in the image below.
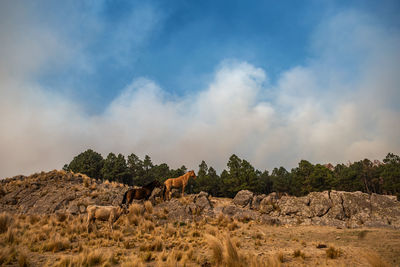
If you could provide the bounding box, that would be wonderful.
[1,170,399,229]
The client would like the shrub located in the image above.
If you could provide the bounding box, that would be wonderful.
[326,246,341,259]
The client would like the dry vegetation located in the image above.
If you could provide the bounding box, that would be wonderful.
[0,171,399,266]
[0,206,399,267]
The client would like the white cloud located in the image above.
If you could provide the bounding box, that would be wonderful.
[0,9,399,178]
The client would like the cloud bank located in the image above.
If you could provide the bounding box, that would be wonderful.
[0,8,399,178]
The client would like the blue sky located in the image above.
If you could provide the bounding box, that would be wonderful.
[33,0,399,112]
[0,0,399,177]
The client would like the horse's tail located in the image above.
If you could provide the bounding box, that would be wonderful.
[121,190,128,207]
[162,184,167,201]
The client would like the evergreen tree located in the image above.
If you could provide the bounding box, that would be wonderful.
[271,167,291,193]
[65,149,104,179]
[127,153,146,185]
[101,153,130,184]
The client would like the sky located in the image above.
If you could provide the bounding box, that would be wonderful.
[0,0,400,178]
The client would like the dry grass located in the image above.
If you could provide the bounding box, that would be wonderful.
[0,212,12,233]
[144,201,153,214]
[365,253,392,267]
[0,247,17,265]
[129,203,144,216]
[206,234,223,265]
[293,249,306,259]
[326,246,341,259]
[18,250,29,267]
[358,230,369,240]
[54,249,109,267]
[42,234,70,252]
[0,194,399,267]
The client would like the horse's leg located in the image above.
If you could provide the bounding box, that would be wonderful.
[165,184,170,200]
[181,184,185,198]
[109,214,115,231]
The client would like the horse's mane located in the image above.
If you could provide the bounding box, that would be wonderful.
[143,180,161,190]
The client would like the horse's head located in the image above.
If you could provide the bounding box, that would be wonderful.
[145,180,161,190]
[189,170,196,179]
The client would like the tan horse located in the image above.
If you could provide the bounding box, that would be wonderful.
[164,170,196,200]
[87,205,126,232]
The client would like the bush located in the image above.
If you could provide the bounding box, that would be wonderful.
[326,246,341,259]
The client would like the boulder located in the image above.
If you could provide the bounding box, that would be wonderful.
[149,187,164,204]
[277,195,311,217]
[193,191,212,211]
[233,190,254,207]
[232,209,258,222]
[251,194,266,210]
[222,204,240,216]
[67,204,79,215]
[370,193,400,228]
[308,191,332,217]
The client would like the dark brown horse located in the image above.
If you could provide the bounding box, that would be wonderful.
[121,180,162,207]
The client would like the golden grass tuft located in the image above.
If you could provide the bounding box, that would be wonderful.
[142,220,155,233]
[6,227,17,244]
[18,251,30,267]
[129,204,144,216]
[141,251,153,262]
[79,249,108,266]
[206,234,223,265]
[28,214,41,225]
[365,253,391,267]
[224,235,243,266]
[228,221,239,231]
[55,212,67,223]
[121,257,144,267]
[144,201,153,214]
[42,234,70,252]
[0,212,13,233]
[0,247,17,265]
[326,246,341,259]
[293,249,306,259]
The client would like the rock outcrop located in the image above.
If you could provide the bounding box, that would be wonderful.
[1,171,399,229]
[0,170,127,215]
[234,190,400,228]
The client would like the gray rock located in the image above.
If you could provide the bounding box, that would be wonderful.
[251,194,266,210]
[277,195,310,217]
[308,191,332,217]
[233,190,254,207]
[67,204,79,215]
[193,191,212,211]
[222,204,239,216]
[149,187,164,204]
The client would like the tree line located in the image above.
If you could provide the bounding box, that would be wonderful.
[63,150,400,199]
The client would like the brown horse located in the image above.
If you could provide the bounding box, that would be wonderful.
[164,170,196,200]
[121,180,162,207]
